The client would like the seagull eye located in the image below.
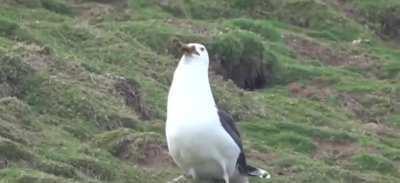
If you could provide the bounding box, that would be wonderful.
[200,47,204,51]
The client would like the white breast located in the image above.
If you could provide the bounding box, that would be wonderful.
[166,59,240,179]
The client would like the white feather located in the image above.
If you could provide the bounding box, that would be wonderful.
[166,44,241,180]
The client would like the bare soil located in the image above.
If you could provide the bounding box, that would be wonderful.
[285,34,378,71]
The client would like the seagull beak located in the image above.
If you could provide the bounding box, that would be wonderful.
[182,44,200,56]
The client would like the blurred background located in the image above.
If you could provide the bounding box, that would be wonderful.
[0,0,399,182]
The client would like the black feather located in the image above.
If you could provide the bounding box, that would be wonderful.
[218,110,270,178]
[218,110,248,175]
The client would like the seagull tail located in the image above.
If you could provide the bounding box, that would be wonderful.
[246,165,271,179]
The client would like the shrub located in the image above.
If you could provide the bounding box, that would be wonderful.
[210,30,279,90]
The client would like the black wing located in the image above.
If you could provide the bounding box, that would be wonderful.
[217,109,249,174]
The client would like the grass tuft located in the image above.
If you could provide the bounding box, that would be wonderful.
[352,154,397,175]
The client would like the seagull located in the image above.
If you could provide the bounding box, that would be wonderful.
[166,42,271,183]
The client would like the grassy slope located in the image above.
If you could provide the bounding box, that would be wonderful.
[0,0,399,182]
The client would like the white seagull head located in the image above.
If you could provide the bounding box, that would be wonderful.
[180,43,209,66]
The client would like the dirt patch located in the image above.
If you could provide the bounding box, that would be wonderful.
[75,3,114,23]
[113,133,172,168]
[339,93,397,126]
[247,149,279,163]
[247,150,293,177]
[23,55,54,72]
[73,0,131,23]
[13,42,51,56]
[362,122,400,138]
[95,129,173,168]
[247,150,298,177]
[114,78,152,120]
[313,139,361,162]
[123,142,172,168]
[10,42,53,72]
[339,93,364,117]
[285,34,378,71]
[288,80,336,101]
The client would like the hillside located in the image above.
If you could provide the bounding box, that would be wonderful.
[0,0,399,182]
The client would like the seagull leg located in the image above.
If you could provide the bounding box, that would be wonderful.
[167,175,186,183]
[223,174,230,183]
[221,165,230,183]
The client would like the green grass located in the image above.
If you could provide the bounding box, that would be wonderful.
[352,154,397,175]
[0,0,399,182]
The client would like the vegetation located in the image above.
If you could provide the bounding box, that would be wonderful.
[0,0,399,182]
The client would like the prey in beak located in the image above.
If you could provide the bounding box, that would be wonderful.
[173,40,200,56]
[173,39,200,56]
[181,44,199,56]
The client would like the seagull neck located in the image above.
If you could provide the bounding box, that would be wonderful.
[169,61,216,110]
